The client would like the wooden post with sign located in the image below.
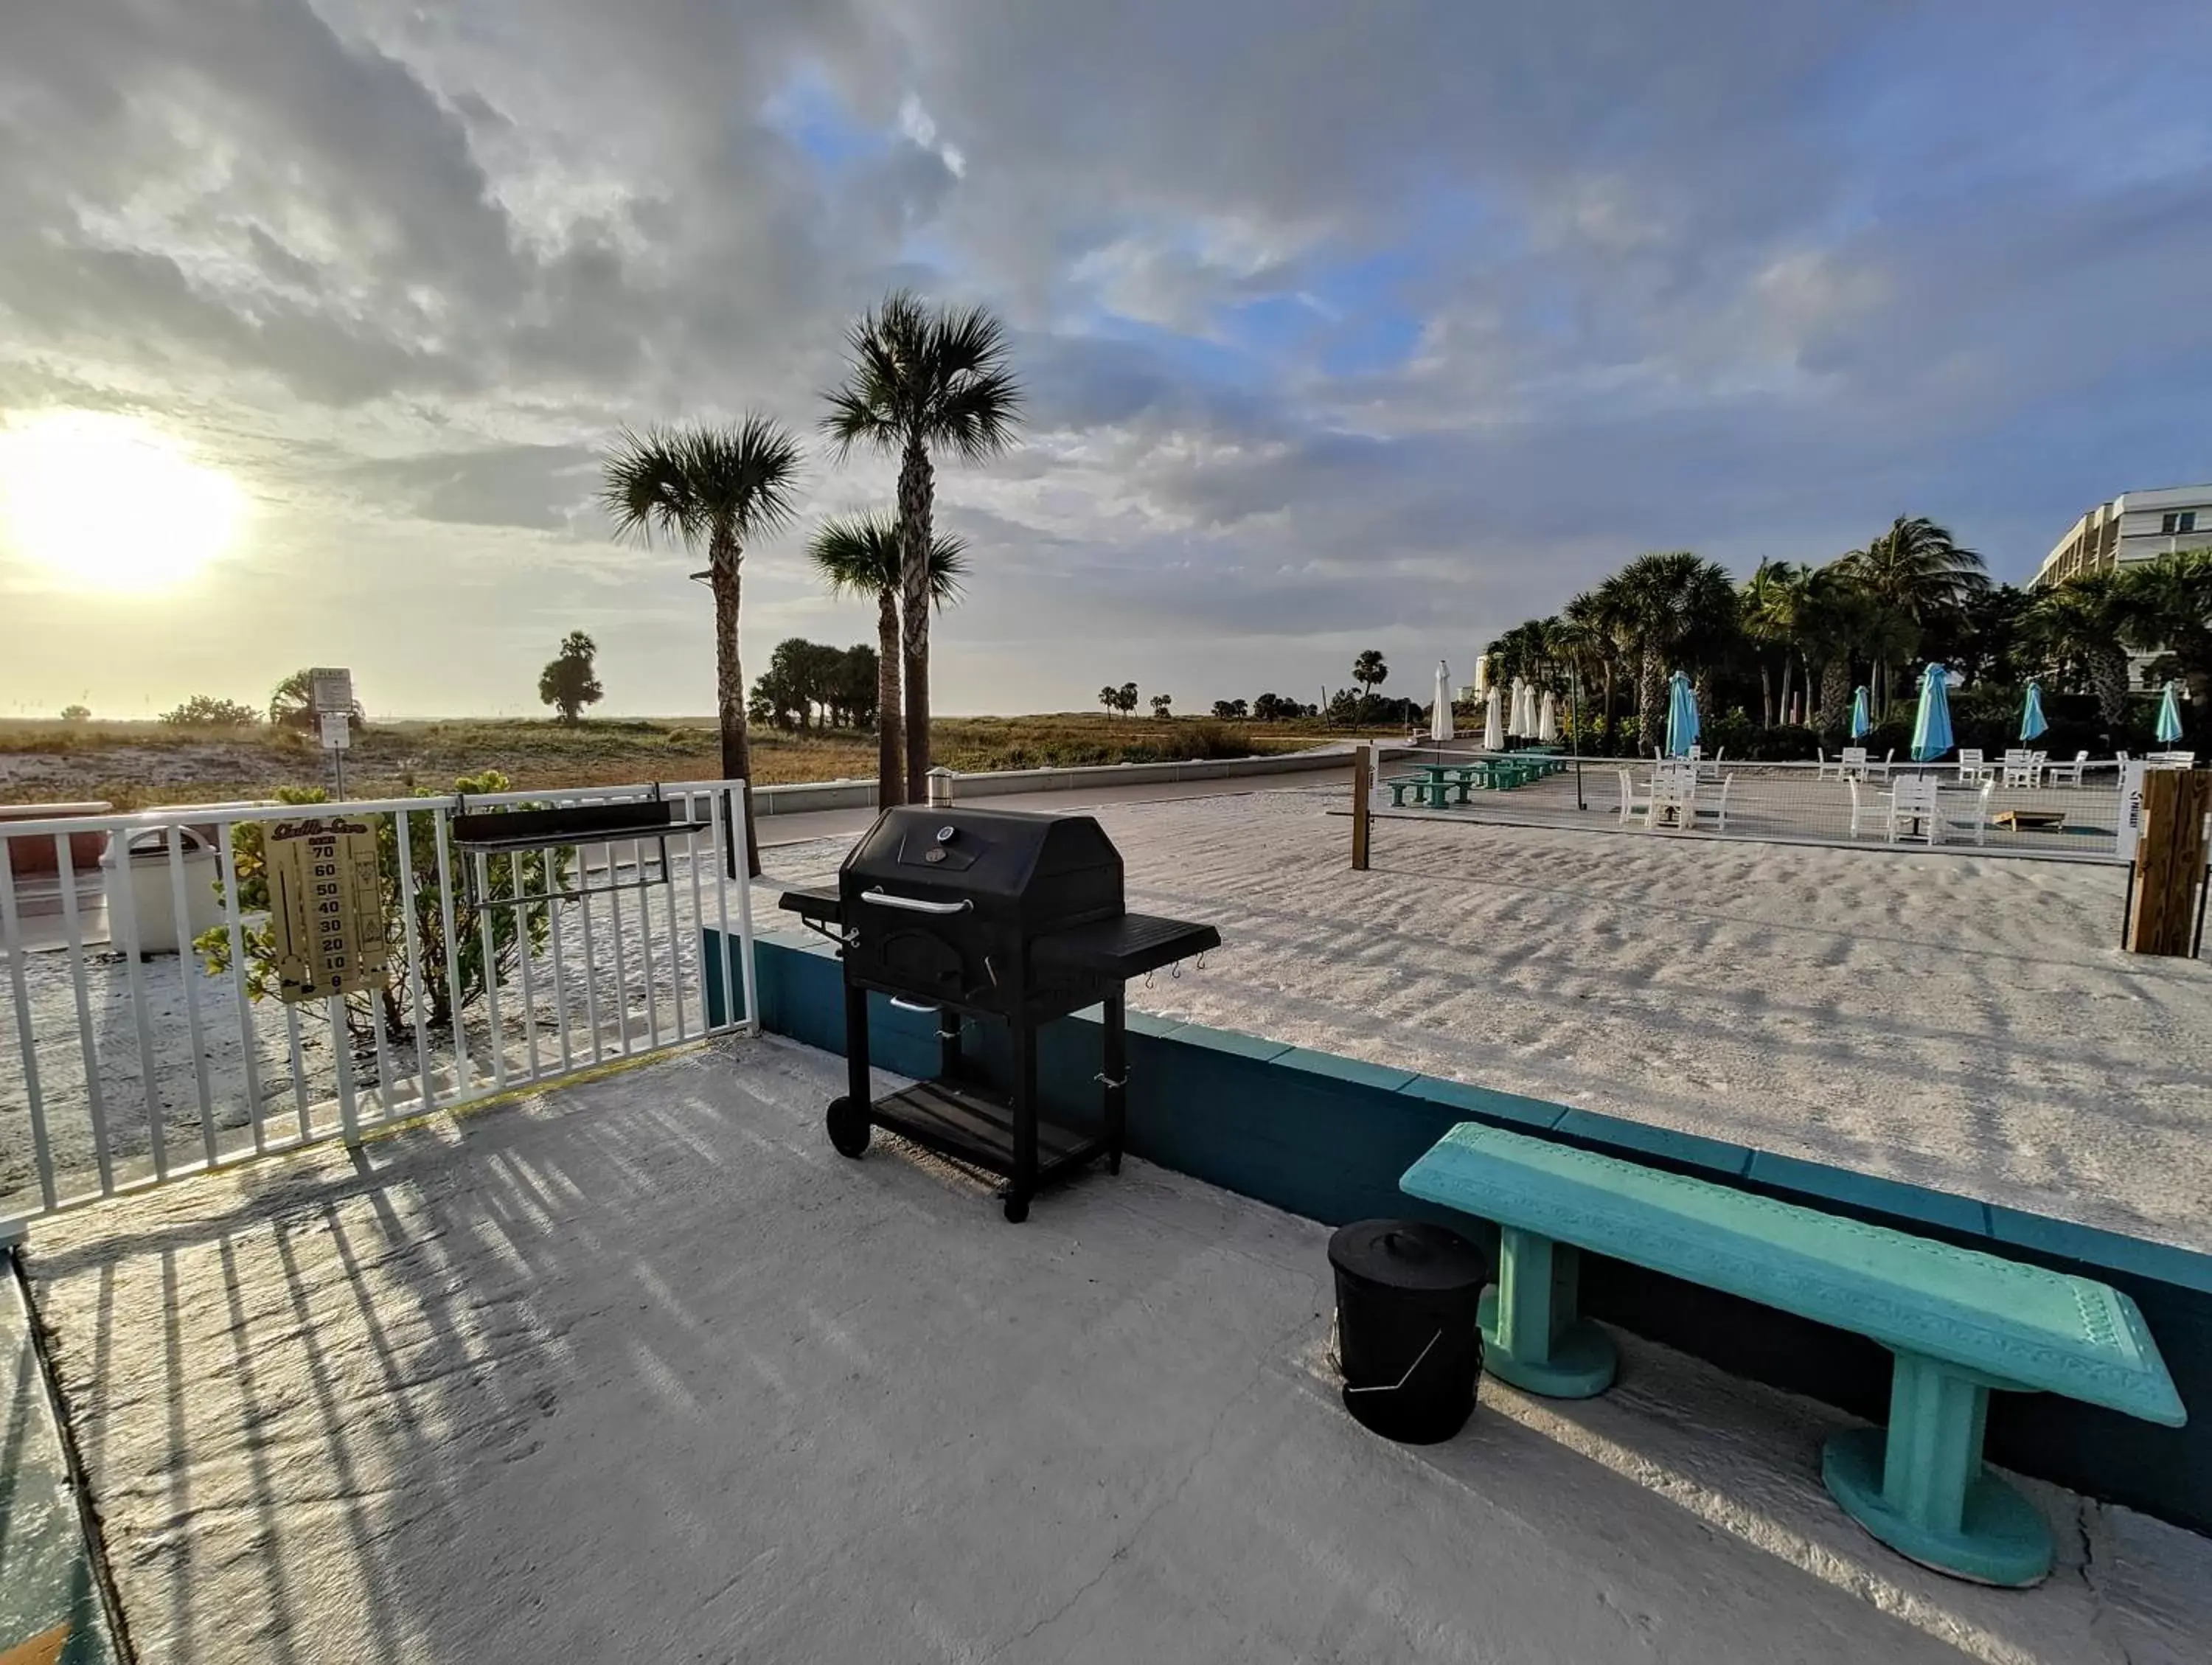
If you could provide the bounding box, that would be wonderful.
[1351,743,1374,871]
[2125,770,2212,956]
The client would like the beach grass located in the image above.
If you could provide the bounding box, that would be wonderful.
[0,712,1343,809]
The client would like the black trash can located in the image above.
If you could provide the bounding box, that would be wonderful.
[1328,1219,1487,1445]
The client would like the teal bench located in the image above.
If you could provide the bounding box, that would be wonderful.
[1400,1124,2186,1587]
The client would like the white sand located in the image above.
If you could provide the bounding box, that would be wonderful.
[764,788,2212,1254]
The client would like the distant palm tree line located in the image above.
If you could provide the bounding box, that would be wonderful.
[601,290,1020,869]
[1484,518,2211,751]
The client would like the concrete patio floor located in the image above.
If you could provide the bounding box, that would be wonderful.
[18,1039,2212,1664]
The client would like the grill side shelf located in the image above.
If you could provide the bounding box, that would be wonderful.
[1029,913,1220,979]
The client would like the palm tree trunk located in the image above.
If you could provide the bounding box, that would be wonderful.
[1820,657,1851,731]
[1638,652,1664,751]
[876,588,905,806]
[1777,655,1793,729]
[2090,648,2129,730]
[709,537,761,877]
[898,434,936,802]
[1601,662,1617,754]
[1758,661,1773,729]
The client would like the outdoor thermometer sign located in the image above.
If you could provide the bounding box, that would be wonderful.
[265,815,389,1001]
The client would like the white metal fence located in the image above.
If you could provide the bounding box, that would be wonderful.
[0,780,757,1231]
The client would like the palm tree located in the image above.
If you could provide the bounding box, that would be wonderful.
[1605,551,1735,738]
[1739,560,1804,727]
[1352,649,1388,702]
[2113,548,2212,709]
[1833,515,1987,714]
[601,417,803,876]
[1793,564,1882,729]
[807,514,969,807]
[2024,571,2132,727]
[823,291,1023,801]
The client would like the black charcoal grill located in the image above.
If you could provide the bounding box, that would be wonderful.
[778,806,1219,1221]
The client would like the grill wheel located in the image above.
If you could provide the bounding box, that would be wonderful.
[826,1097,870,1158]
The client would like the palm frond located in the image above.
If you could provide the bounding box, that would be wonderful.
[599,415,804,555]
[805,511,969,607]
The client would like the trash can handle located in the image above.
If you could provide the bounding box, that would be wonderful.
[1341,1329,1444,1397]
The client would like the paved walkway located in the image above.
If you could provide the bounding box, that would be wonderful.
[18,1040,2212,1664]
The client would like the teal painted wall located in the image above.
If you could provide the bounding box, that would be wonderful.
[711,928,2212,1534]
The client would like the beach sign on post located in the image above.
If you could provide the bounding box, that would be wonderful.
[310,665,355,796]
[265,814,389,1001]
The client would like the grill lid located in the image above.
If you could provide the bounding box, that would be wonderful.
[840,807,1121,912]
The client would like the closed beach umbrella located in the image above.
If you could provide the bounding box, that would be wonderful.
[1472,655,1489,697]
[1910,662,1954,762]
[1663,670,1699,757]
[1483,686,1504,751]
[1537,688,1558,743]
[1506,678,1525,738]
[1431,660,1455,741]
[1850,685,1871,740]
[2156,680,2184,745]
[2020,679,2048,743]
[1521,680,1540,736]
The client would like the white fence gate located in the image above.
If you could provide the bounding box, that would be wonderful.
[0,780,757,1233]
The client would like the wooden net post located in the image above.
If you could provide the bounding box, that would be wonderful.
[2125,769,2212,956]
[1351,743,1374,872]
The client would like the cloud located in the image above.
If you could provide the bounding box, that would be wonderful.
[4,0,2211,718]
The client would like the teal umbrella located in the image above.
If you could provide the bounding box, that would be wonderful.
[2020,679,2048,743]
[1910,663,1954,762]
[1664,670,1700,757]
[2155,681,2184,745]
[1849,686,1871,740]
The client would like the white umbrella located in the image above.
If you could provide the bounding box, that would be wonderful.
[1472,655,1489,697]
[1430,659,1454,741]
[1537,688,1558,743]
[1483,686,1503,751]
[1506,678,1525,738]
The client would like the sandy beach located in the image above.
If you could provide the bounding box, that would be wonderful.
[765,787,2212,1252]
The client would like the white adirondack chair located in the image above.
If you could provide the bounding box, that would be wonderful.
[1956,748,1993,785]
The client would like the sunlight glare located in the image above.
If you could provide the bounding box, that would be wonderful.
[0,410,246,591]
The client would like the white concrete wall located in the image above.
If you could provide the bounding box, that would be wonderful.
[750,746,1349,816]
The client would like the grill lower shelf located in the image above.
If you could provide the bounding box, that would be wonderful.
[869,1079,1104,1182]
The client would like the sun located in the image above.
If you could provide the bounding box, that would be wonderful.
[0,410,246,591]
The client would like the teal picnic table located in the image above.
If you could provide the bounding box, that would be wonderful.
[1402,762,1475,806]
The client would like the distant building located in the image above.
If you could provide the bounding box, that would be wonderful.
[2032,484,2212,590]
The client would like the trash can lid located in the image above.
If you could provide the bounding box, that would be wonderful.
[1327,1219,1486,1293]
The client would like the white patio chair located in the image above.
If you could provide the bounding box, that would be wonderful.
[1696,746,1726,783]
[2000,748,2039,789]
[1649,770,1698,832]
[1870,748,1896,782]
[1839,745,1871,782]
[2043,750,2090,788]
[1616,768,1651,825]
[1816,748,1838,782]
[1694,773,1733,832]
[1938,779,1995,847]
[1886,775,1941,844]
[1846,779,1870,839]
[1956,748,1992,785]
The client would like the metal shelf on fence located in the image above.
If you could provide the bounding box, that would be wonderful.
[450,788,712,908]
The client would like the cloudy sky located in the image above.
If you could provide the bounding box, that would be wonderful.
[2,1,2209,720]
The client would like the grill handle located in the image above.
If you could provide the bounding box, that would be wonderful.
[859,889,973,916]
